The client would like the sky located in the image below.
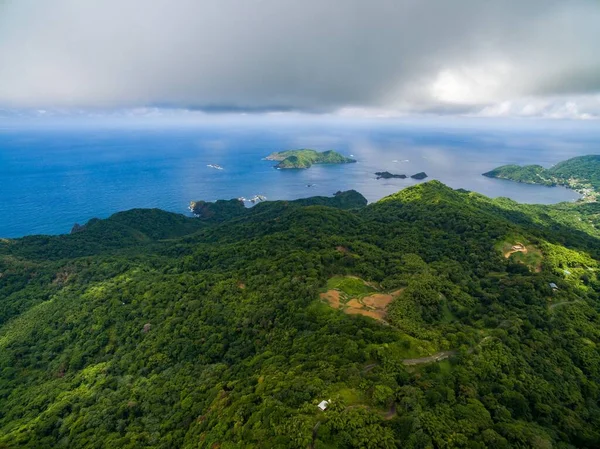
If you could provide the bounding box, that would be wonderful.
[0,0,599,120]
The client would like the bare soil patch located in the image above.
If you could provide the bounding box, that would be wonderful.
[346,308,383,320]
[346,298,363,309]
[363,293,394,309]
[503,242,543,272]
[321,286,403,322]
[504,242,528,258]
[320,290,341,309]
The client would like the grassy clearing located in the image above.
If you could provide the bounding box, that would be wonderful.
[496,237,543,272]
[326,276,375,297]
[510,248,543,272]
[334,388,367,406]
[440,302,456,323]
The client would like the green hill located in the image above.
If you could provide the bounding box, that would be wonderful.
[483,155,600,200]
[1,181,600,448]
[552,155,600,189]
[265,149,356,169]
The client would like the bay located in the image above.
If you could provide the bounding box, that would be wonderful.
[0,120,596,238]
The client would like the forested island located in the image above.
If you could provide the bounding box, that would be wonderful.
[483,154,600,201]
[375,171,407,179]
[410,172,428,180]
[375,171,428,180]
[265,149,356,169]
[1,181,600,448]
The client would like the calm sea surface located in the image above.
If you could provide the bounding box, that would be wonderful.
[1,121,598,238]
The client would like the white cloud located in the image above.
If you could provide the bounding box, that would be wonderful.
[0,0,598,117]
[429,62,514,105]
[477,95,600,120]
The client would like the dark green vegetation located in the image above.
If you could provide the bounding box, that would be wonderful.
[374,172,428,180]
[190,191,367,222]
[375,172,407,179]
[1,181,600,448]
[410,172,428,180]
[189,199,247,221]
[265,149,356,169]
[483,155,600,201]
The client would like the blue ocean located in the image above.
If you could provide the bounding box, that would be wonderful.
[1,119,598,238]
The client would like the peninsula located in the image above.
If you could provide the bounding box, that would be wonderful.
[265,149,356,169]
[483,155,600,201]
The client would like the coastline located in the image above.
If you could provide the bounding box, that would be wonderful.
[485,175,594,203]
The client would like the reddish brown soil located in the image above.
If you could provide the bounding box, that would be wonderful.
[363,294,394,309]
[346,298,363,309]
[504,242,528,258]
[345,308,383,319]
[320,290,341,309]
[321,288,404,321]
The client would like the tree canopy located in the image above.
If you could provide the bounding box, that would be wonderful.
[1,181,599,448]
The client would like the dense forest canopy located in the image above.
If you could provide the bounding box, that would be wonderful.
[1,181,599,448]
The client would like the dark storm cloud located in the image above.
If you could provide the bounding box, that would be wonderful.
[0,0,598,115]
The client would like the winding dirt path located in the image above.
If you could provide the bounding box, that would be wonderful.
[549,299,583,310]
[402,350,456,366]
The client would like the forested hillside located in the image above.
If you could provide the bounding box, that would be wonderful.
[1,181,599,448]
[483,155,600,201]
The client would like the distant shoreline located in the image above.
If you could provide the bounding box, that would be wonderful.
[482,155,599,203]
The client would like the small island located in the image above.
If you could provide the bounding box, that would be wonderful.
[483,155,600,201]
[265,149,356,169]
[374,171,428,180]
[375,171,407,179]
[411,172,428,180]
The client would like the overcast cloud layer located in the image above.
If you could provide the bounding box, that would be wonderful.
[0,0,599,118]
